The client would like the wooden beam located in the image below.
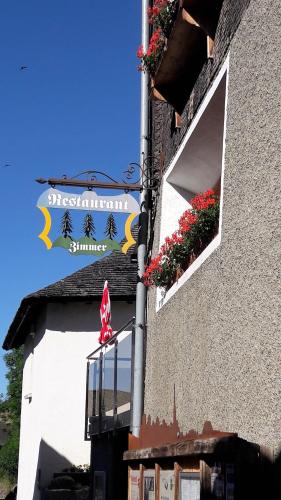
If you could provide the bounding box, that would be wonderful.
[151,79,167,102]
[182,8,199,27]
[155,464,160,500]
[140,464,144,500]
[182,0,223,39]
[128,467,131,500]
[207,36,214,58]
[174,462,181,499]
[151,87,167,102]
[124,435,237,461]
[175,112,182,129]
[200,460,211,500]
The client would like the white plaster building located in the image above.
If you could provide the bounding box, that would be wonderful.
[3,248,137,500]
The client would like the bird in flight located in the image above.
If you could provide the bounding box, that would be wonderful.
[20,65,28,71]
[1,163,12,168]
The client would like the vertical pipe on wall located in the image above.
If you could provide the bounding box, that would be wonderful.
[131,0,150,437]
[84,361,90,441]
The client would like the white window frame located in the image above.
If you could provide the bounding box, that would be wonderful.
[156,55,230,311]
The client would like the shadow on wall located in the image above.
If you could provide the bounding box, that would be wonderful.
[44,302,135,336]
[31,439,72,500]
[201,439,281,500]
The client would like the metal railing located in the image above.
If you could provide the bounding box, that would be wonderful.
[85,318,135,439]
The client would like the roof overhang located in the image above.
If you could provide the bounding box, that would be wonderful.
[123,434,260,463]
[3,293,136,351]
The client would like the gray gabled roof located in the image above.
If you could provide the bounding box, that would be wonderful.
[3,228,138,350]
[28,248,137,300]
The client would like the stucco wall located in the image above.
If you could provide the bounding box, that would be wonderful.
[151,0,250,171]
[145,0,281,453]
[17,300,135,500]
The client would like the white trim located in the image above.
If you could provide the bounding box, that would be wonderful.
[156,55,230,312]
[157,234,221,310]
[163,56,230,184]
[218,57,230,235]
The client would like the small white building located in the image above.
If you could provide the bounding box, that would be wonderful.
[3,248,136,500]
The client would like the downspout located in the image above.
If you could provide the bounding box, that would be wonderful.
[131,0,150,437]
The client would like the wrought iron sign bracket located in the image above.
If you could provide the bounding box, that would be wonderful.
[36,158,162,193]
[36,176,142,192]
[35,161,162,256]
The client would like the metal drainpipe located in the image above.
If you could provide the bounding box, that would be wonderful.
[131,0,150,438]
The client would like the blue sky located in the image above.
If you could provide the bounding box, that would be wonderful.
[0,0,141,394]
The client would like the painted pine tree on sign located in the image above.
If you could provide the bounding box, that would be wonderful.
[83,213,96,239]
[61,210,73,239]
[105,213,117,240]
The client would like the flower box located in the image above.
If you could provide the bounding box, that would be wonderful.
[153,8,207,113]
[144,189,220,291]
[137,0,224,113]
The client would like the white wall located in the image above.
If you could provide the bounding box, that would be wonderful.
[159,183,193,246]
[17,300,135,500]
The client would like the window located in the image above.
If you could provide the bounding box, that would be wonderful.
[157,57,229,310]
[180,472,200,500]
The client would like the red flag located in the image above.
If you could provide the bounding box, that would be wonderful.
[98,281,113,344]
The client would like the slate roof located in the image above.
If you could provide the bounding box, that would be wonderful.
[3,228,138,350]
[28,248,137,300]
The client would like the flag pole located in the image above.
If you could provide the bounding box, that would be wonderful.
[131,0,150,438]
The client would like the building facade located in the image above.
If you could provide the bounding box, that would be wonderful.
[125,0,281,498]
[3,248,137,500]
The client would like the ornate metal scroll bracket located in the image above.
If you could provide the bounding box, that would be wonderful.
[122,155,162,192]
[36,157,162,193]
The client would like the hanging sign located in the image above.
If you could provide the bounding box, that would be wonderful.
[37,188,140,256]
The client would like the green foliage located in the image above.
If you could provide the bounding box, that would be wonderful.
[185,203,220,255]
[63,464,90,473]
[3,349,24,421]
[104,213,117,240]
[0,347,23,482]
[0,426,20,480]
[61,210,73,238]
[49,475,77,490]
[148,0,178,37]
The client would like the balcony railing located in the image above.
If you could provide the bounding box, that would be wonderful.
[85,318,135,439]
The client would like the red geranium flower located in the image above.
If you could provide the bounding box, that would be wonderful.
[191,189,217,211]
[178,210,198,235]
[137,45,144,59]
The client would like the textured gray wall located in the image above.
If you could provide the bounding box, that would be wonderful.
[145,0,281,452]
[151,0,250,171]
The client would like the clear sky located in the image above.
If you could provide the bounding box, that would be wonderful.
[0,0,141,394]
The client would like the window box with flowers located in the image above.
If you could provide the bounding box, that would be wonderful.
[137,0,223,113]
[144,189,219,291]
[137,0,179,77]
[147,60,228,310]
